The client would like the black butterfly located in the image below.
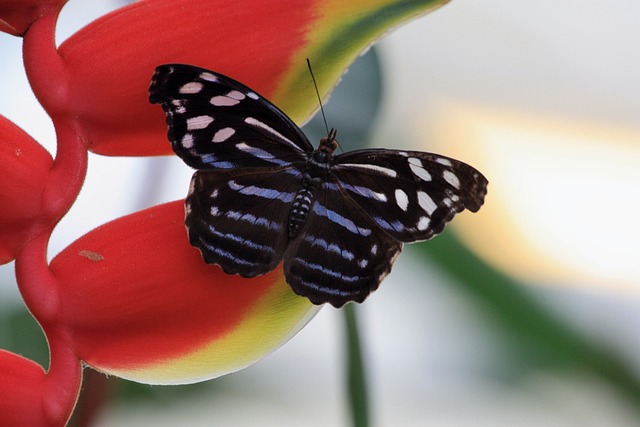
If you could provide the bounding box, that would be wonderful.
[149,64,488,308]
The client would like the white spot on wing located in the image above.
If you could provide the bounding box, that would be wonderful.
[408,158,432,181]
[244,117,301,150]
[304,235,355,261]
[436,157,453,166]
[226,90,246,100]
[179,81,203,94]
[211,95,240,106]
[235,142,290,165]
[228,180,295,202]
[443,170,460,189]
[334,182,387,201]
[339,163,397,177]
[181,133,194,148]
[417,216,430,231]
[200,72,217,82]
[186,115,214,131]
[247,91,259,100]
[213,127,235,143]
[313,202,372,236]
[395,189,409,211]
[206,226,274,254]
[171,99,186,114]
[293,259,363,283]
[225,210,281,232]
[417,191,437,215]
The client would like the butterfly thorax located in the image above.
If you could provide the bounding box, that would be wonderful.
[307,129,338,173]
[287,130,339,239]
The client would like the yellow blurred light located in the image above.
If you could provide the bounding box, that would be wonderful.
[420,102,640,291]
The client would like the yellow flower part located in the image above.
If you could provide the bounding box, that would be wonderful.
[272,0,450,123]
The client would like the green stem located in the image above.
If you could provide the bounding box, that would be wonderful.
[343,303,370,427]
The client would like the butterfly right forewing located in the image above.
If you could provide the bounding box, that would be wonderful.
[149,64,313,170]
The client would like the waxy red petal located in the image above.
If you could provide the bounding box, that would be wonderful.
[0,351,49,425]
[0,0,66,36]
[0,340,82,426]
[0,115,53,264]
[50,201,318,384]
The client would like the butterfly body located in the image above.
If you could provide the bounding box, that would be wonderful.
[149,64,488,307]
[288,130,339,238]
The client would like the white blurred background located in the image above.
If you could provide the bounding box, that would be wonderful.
[1,1,640,425]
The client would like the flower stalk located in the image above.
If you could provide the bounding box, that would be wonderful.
[344,304,370,427]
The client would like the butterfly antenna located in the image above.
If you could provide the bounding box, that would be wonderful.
[306,58,331,138]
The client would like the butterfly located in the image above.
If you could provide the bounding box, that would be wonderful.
[149,63,488,308]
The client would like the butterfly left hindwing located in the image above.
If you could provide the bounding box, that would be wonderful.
[283,179,403,306]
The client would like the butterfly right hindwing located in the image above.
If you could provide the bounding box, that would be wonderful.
[186,166,302,277]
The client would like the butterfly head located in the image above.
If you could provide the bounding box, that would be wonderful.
[305,128,338,180]
[318,127,339,153]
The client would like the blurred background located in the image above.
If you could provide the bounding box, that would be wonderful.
[1,0,640,425]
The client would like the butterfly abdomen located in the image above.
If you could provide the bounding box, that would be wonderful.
[288,186,315,238]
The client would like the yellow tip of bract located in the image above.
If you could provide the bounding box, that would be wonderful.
[272,0,451,124]
[121,286,318,385]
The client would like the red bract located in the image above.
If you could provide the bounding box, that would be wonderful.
[0,0,67,35]
[0,115,52,263]
[0,333,81,426]
[0,350,47,425]
[1,0,450,424]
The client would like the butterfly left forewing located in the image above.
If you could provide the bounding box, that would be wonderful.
[149,64,313,170]
[283,181,403,307]
[333,149,488,243]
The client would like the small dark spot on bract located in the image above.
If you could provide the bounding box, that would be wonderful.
[79,250,105,262]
